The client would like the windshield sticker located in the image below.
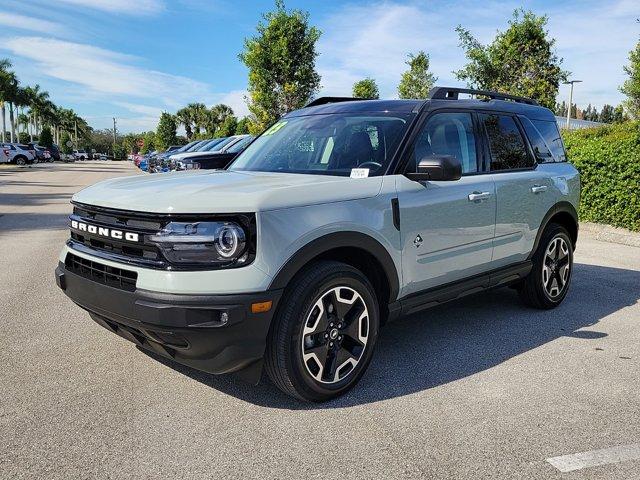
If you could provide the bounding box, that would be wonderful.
[350,168,370,179]
[263,121,288,136]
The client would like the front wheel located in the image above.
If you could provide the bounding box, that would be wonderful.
[519,223,573,309]
[15,156,26,166]
[265,261,379,402]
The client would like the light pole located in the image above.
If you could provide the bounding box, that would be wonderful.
[563,80,582,129]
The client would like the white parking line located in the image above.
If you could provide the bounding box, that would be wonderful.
[546,443,640,472]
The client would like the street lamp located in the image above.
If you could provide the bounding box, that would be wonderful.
[563,80,582,129]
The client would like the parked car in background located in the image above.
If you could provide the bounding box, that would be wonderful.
[1,143,36,165]
[73,149,89,160]
[168,136,243,166]
[49,144,61,161]
[179,135,255,170]
[29,143,52,162]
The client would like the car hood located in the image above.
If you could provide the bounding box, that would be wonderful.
[72,170,384,213]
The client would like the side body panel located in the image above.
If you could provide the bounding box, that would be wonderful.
[395,174,496,297]
[490,166,559,267]
[259,176,403,298]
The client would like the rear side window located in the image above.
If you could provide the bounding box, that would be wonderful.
[520,117,554,163]
[532,120,566,162]
[480,114,534,171]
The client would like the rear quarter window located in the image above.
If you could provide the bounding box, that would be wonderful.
[531,119,566,162]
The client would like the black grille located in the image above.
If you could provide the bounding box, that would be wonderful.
[68,202,257,270]
[65,252,137,292]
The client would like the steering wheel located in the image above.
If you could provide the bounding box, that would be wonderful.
[358,161,383,171]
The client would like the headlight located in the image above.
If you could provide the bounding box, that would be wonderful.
[149,221,248,266]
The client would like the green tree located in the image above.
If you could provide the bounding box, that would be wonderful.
[235,117,251,135]
[620,38,640,118]
[155,112,177,150]
[613,105,627,123]
[398,51,438,99]
[207,104,234,136]
[60,131,72,154]
[215,115,238,137]
[599,104,614,123]
[454,9,568,109]
[239,0,321,133]
[140,131,156,154]
[352,78,380,99]
[39,126,53,147]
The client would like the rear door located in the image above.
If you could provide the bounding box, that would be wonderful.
[478,113,557,267]
[396,110,496,296]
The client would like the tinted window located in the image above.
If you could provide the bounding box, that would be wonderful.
[520,117,554,163]
[532,120,566,162]
[227,136,253,153]
[481,114,533,171]
[410,112,478,174]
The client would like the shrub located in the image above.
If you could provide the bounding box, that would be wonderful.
[563,121,640,231]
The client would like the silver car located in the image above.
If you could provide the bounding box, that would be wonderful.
[55,87,580,402]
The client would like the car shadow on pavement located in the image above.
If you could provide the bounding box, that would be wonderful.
[141,262,639,410]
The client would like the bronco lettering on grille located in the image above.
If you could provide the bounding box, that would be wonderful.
[71,220,140,242]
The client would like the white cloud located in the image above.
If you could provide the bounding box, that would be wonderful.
[54,0,165,15]
[1,36,213,107]
[0,11,63,32]
[317,0,640,108]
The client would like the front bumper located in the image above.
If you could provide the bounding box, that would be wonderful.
[55,261,282,377]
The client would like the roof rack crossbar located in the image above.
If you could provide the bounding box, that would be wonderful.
[304,97,366,108]
[428,87,538,106]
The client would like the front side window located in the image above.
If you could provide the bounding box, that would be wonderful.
[532,119,566,162]
[408,112,478,174]
[481,114,534,171]
[230,113,410,176]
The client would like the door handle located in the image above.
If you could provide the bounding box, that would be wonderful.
[468,191,491,202]
[531,185,548,194]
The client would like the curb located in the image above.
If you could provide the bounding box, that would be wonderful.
[580,222,640,248]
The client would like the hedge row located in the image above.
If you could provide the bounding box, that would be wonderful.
[563,121,640,232]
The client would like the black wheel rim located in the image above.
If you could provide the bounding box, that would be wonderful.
[301,286,369,384]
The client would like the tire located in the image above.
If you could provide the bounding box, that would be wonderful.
[519,223,573,309]
[15,156,26,166]
[265,260,380,402]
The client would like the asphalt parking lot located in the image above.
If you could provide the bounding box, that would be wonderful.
[1,161,639,479]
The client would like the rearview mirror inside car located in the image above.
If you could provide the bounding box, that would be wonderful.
[405,154,462,182]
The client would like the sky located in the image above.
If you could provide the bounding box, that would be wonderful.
[0,0,638,133]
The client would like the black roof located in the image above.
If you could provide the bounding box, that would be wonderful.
[288,87,555,122]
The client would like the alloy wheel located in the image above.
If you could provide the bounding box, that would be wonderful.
[542,236,571,298]
[301,286,369,384]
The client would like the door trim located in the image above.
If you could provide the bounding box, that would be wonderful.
[388,260,532,319]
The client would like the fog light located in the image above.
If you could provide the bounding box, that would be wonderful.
[220,311,229,325]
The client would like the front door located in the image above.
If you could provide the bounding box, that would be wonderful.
[396,111,496,297]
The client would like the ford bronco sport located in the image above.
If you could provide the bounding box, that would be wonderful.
[55,87,580,402]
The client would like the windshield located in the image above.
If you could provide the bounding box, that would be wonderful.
[229,113,410,176]
[208,136,237,152]
[227,136,254,153]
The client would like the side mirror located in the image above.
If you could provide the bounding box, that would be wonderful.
[405,154,462,182]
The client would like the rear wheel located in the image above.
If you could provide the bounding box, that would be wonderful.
[15,156,26,166]
[519,223,573,309]
[265,261,379,402]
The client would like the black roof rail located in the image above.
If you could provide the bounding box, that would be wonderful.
[304,96,366,108]
[428,87,539,106]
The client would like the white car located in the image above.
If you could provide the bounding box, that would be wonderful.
[73,149,89,160]
[1,143,37,165]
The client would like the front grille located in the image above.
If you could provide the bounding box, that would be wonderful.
[68,202,256,270]
[65,252,137,292]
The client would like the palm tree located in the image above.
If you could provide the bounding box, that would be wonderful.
[188,103,208,137]
[14,86,30,141]
[208,104,234,136]
[0,58,15,142]
[175,106,194,139]
[26,84,50,139]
